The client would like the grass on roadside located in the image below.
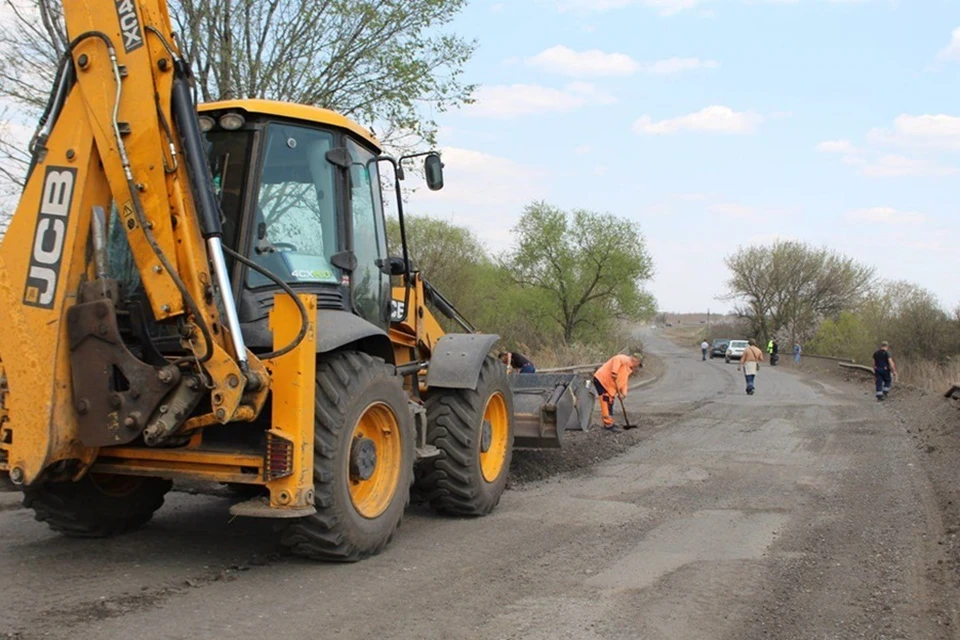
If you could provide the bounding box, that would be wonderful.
[520,324,645,369]
[897,358,960,393]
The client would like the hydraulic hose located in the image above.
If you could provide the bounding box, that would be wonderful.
[221,246,310,360]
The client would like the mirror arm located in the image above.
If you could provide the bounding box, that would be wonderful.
[397,150,435,165]
[374,154,413,323]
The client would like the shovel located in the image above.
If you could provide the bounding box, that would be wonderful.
[618,396,638,430]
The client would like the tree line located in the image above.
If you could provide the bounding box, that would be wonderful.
[390,202,656,360]
[723,240,959,376]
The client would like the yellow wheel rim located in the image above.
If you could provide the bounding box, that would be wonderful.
[479,392,509,483]
[348,402,402,519]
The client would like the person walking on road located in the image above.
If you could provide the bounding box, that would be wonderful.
[701,340,709,361]
[738,339,765,395]
[499,351,536,374]
[793,342,802,365]
[593,353,643,432]
[873,341,897,401]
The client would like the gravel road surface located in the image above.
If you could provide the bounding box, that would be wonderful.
[2,330,955,639]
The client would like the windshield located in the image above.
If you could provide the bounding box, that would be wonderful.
[205,130,254,255]
[730,341,749,349]
[247,123,340,287]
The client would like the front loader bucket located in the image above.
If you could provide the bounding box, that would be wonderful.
[510,373,596,449]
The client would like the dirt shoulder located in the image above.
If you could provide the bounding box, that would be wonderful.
[884,386,960,629]
[790,361,960,631]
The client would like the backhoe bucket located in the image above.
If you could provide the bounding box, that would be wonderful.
[510,373,596,448]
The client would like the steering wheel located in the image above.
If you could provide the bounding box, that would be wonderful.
[272,242,298,252]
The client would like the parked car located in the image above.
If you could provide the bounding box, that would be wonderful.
[725,340,750,363]
[710,339,731,359]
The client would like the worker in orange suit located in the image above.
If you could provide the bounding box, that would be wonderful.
[592,353,643,433]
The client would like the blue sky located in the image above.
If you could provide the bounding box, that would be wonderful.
[407,0,960,313]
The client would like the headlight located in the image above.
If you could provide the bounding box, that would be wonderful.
[198,115,216,132]
[219,113,246,130]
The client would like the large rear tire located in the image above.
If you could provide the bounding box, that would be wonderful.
[280,351,413,562]
[418,356,514,516]
[23,474,171,538]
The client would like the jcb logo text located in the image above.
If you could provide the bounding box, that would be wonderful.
[23,167,76,308]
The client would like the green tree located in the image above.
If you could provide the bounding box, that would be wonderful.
[386,214,486,300]
[0,0,475,185]
[506,202,655,344]
[385,214,560,349]
[808,311,873,362]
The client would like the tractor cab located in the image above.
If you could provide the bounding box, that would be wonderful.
[197,99,441,354]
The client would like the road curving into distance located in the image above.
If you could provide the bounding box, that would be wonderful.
[0,329,952,639]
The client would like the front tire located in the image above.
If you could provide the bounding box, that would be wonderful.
[418,356,514,516]
[279,351,413,562]
[23,474,171,538]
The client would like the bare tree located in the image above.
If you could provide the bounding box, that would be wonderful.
[0,0,475,186]
[724,240,875,344]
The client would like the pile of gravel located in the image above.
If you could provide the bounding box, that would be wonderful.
[507,417,653,487]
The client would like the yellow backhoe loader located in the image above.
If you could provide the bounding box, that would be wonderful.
[0,0,593,561]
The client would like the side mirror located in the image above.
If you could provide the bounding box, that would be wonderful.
[424,153,444,191]
[381,256,407,276]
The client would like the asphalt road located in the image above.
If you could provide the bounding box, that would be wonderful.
[1,330,952,639]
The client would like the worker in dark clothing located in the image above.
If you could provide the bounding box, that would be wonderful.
[767,339,779,366]
[873,341,897,401]
[499,351,536,374]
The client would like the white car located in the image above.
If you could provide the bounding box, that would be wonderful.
[725,340,749,363]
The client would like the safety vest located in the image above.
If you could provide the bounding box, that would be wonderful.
[767,340,774,353]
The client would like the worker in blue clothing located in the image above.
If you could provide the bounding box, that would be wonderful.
[873,341,897,401]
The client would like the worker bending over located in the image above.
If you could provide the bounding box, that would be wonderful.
[499,351,536,374]
[593,353,643,432]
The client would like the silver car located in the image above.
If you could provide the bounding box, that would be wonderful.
[725,340,749,363]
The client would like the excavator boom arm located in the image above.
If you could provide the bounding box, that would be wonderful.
[0,0,270,485]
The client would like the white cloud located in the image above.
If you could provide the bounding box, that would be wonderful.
[575,143,593,154]
[866,114,960,151]
[526,47,719,78]
[632,105,762,135]
[820,117,960,178]
[937,26,960,62]
[405,147,546,250]
[817,139,856,154]
[642,57,719,74]
[710,201,795,221]
[468,83,616,118]
[527,45,639,77]
[549,0,875,16]
[860,154,960,178]
[816,138,865,166]
[846,207,926,224]
[711,203,755,218]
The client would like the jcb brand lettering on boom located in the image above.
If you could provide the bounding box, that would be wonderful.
[114,0,144,53]
[23,167,77,309]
